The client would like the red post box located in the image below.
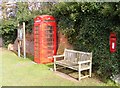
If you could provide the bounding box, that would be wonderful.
[109,32,117,53]
[33,15,57,64]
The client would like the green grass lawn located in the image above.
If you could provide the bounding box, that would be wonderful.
[1,48,120,86]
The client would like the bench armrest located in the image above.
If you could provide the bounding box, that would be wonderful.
[78,60,91,64]
[53,55,64,62]
[53,55,64,64]
[53,55,64,58]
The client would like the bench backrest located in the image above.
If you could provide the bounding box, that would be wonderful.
[63,48,92,63]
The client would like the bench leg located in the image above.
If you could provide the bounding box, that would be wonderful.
[78,64,81,81]
[54,63,56,71]
[89,62,92,77]
[89,68,91,77]
[78,70,81,81]
[54,58,56,71]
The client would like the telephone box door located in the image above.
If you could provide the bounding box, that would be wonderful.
[34,25,40,63]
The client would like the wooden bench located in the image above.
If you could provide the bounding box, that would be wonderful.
[53,48,92,81]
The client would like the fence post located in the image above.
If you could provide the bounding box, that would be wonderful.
[23,22,26,58]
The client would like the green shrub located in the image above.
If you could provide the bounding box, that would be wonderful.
[51,2,120,79]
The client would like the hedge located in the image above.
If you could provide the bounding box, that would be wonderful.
[51,2,120,79]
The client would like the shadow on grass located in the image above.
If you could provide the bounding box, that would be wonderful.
[46,63,81,80]
[11,50,34,61]
[26,53,34,61]
[46,63,54,68]
[57,67,79,80]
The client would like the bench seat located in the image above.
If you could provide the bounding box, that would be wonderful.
[56,60,90,71]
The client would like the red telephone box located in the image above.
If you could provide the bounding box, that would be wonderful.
[109,32,117,53]
[33,15,57,64]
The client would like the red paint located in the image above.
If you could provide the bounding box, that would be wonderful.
[110,32,117,53]
[33,15,57,64]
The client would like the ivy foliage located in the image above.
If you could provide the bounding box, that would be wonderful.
[51,2,120,78]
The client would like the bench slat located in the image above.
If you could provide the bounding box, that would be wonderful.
[78,60,91,64]
[56,60,90,71]
[53,55,64,58]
